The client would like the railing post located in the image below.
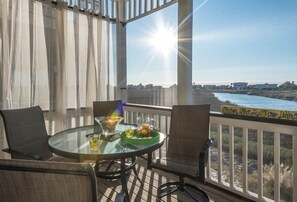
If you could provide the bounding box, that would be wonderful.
[257,130,263,200]
[111,0,114,18]
[129,0,132,19]
[217,124,222,183]
[229,126,234,188]
[274,132,281,201]
[134,0,137,17]
[92,0,96,13]
[242,127,248,193]
[139,0,142,15]
[105,0,108,17]
[144,0,147,12]
[100,0,104,16]
[294,135,297,202]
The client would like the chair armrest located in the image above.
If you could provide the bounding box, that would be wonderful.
[198,139,212,182]
[2,148,43,160]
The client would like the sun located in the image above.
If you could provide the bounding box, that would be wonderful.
[148,26,177,57]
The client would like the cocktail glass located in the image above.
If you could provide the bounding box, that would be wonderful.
[94,116,123,137]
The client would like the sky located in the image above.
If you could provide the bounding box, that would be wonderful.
[127,0,297,87]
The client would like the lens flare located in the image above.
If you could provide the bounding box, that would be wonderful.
[148,26,177,57]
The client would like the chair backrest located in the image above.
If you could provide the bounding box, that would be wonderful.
[93,100,124,124]
[0,106,53,160]
[167,105,210,163]
[0,159,97,202]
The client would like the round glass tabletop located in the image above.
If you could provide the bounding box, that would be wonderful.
[48,124,165,161]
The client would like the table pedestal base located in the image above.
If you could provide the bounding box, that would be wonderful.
[94,157,143,202]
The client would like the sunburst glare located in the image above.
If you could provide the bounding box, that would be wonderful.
[148,25,177,57]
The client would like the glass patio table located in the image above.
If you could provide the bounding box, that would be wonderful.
[48,124,165,201]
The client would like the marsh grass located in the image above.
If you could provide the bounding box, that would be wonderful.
[248,164,293,201]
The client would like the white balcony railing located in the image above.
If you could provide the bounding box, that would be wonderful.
[124,103,297,202]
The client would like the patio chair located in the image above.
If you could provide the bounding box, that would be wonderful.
[93,100,124,124]
[0,159,124,202]
[0,106,76,162]
[149,105,212,201]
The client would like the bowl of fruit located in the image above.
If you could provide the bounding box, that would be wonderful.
[121,123,159,145]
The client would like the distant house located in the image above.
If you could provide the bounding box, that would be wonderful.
[253,83,278,90]
[203,85,217,89]
[279,81,297,89]
[136,83,145,89]
[193,84,203,89]
[218,85,230,89]
[232,82,248,90]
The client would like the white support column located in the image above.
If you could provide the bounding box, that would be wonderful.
[177,0,193,105]
[116,0,127,101]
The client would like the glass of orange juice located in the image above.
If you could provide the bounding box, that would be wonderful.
[88,133,101,151]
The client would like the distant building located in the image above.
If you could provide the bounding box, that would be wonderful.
[252,83,278,90]
[218,85,230,89]
[127,84,135,89]
[153,85,162,89]
[145,84,153,89]
[136,83,145,89]
[193,84,202,89]
[203,85,217,89]
[232,82,248,90]
[279,81,297,89]
[127,83,178,106]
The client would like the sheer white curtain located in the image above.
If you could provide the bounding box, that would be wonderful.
[0,0,116,138]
